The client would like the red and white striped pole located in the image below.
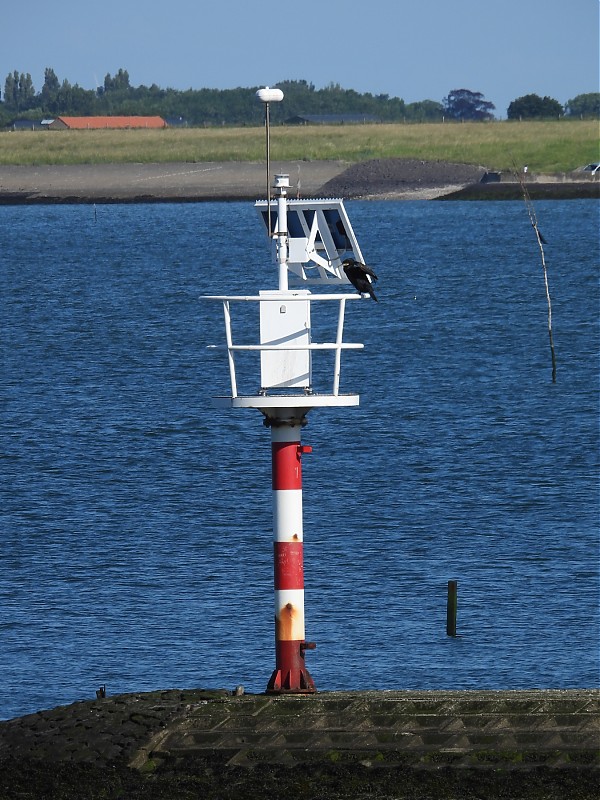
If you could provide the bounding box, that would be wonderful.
[266,420,316,694]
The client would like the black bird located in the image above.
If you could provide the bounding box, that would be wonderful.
[342,258,378,301]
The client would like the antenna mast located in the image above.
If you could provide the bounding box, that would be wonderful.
[256,87,284,238]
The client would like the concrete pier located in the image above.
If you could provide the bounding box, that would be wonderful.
[1,688,597,798]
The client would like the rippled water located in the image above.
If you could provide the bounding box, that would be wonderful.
[1,198,598,720]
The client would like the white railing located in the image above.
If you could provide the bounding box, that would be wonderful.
[204,294,364,398]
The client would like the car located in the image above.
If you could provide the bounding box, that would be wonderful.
[580,163,599,175]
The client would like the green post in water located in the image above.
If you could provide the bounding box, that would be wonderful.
[447,580,457,637]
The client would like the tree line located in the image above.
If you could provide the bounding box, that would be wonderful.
[1,69,598,127]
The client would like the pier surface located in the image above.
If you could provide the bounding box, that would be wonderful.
[1,688,597,798]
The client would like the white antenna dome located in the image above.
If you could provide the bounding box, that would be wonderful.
[256,87,284,103]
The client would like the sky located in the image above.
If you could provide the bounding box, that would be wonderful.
[2,0,598,118]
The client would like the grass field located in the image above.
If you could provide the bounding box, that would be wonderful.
[0,120,597,173]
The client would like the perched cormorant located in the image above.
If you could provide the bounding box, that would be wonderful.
[342,257,379,302]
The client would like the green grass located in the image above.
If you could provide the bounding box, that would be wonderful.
[0,120,597,173]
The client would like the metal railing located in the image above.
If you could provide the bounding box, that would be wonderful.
[204,294,364,397]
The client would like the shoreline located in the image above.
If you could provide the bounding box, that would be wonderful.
[0,160,597,204]
[1,688,597,799]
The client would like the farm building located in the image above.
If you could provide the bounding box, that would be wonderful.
[7,119,51,131]
[285,114,379,125]
[48,116,166,130]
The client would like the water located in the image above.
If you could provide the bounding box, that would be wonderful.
[1,198,598,721]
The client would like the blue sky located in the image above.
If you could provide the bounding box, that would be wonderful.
[3,0,598,117]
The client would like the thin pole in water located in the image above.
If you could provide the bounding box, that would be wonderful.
[446,580,457,637]
[513,163,557,383]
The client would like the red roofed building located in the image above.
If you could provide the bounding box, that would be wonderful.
[49,116,166,130]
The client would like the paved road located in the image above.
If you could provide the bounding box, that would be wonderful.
[0,161,349,202]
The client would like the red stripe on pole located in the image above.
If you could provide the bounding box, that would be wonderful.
[274,542,304,590]
[272,442,302,490]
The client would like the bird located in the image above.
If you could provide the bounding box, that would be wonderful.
[342,258,379,301]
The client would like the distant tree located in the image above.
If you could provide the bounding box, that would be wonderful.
[56,79,73,111]
[564,92,600,118]
[264,79,407,124]
[41,67,60,111]
[67,85,97,115]
[103,68,130,93]
[3,70,36,110]
[375,94,406,121]
[405,99,444,121]
[4,72,17,106]
[0,105,11,127]
[42,68,60,96]
[507,93,563,119]
[18,73,35,106]
[443,88,495,121]
[275,79,315,99]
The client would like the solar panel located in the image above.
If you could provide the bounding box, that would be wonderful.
[255,198,364,285]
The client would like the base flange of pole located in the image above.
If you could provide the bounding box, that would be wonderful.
[267,640,316,694]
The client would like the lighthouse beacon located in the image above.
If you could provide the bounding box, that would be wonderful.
[204,92,370,694]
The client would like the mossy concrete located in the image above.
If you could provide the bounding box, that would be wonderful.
[0,688,597,798]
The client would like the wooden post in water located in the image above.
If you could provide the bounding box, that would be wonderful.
[446,580,457,637]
